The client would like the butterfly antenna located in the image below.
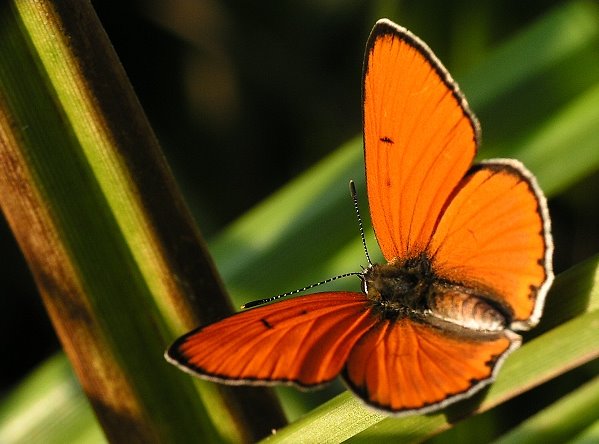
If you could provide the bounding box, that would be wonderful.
[241,272,361,309]
[242,181,370,310]
[349,180,373,266]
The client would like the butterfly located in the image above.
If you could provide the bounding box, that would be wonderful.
[165,18,553,416]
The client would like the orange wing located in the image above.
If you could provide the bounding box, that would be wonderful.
[363,19,479,260]
[343,317,519,415]
[429,160,553,329]
[165,292,378,387]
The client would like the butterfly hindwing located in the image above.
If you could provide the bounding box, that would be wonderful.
[429,160,553,329]
[166,292,378,387]
[343,316,520,415]
[363,19,479,260]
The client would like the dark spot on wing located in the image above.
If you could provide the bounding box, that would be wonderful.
[300,309,309,315]
[469,377,483,385]
[529,284,539,299]
[380,136,394,144]
[484,351,502,368]
[261,318,273,329]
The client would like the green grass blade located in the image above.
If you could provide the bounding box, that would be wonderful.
[492,376,599,444]
[570,419,599,443]
[516,83,599,195]
[0,1,283,441]
[462,0,599,110]
[0,355,105,444]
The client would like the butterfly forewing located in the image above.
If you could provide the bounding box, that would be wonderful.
[363,19,479,261]
[166,292,377,387]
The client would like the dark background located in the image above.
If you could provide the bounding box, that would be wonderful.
[2,0,595,397]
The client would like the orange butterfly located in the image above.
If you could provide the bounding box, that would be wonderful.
[165,18,554,416]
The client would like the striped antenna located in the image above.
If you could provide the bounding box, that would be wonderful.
[349,180,373,266]
[241,272,361,309]
[241,181,372,310]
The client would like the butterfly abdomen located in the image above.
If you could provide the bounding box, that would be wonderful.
[363,253,509,331]
[428,287,508,331]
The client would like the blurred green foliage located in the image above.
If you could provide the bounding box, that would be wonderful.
[1,0,599,442]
